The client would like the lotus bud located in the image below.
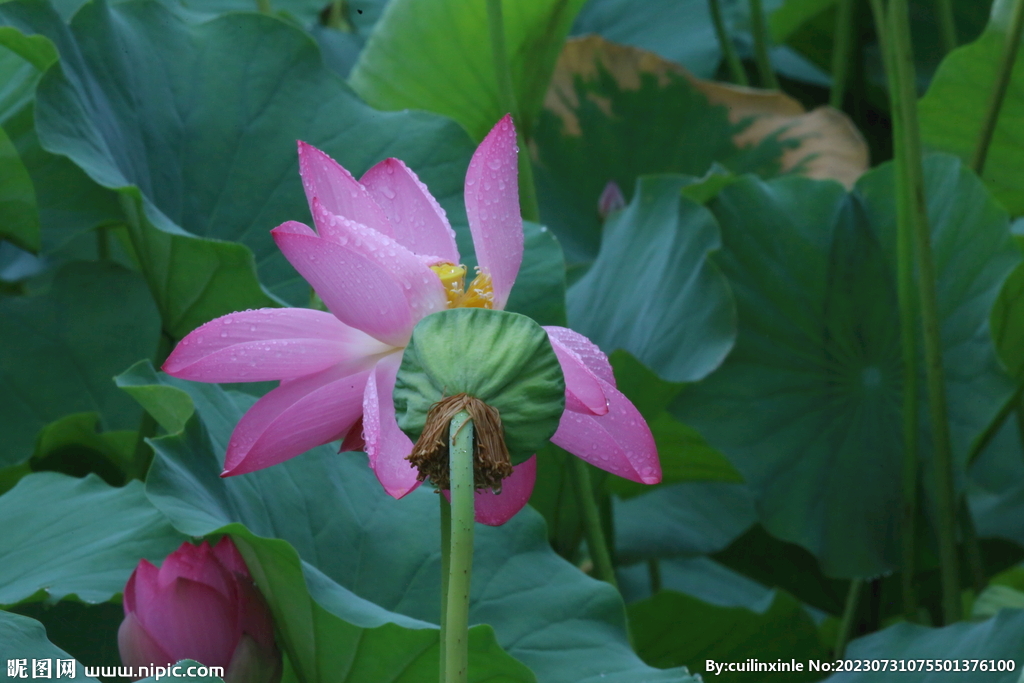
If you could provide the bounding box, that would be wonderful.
[118,537,281,683]
[598,180,626,220]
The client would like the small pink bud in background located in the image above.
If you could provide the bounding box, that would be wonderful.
[118,538,281,683]
[598,180,626,220]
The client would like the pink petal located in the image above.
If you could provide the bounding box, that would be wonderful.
[297,141,392,238]
[309,198,448,318]
[164,308,389,383]
[360,158,460,264]
[465,114,523,311]
[543,326,616,386]
[272,221,416,347]
[143,577,238,669]
[443,455,536,526]
[125,560,159,616]
[339,417,365,453]
[546,328,609,416]
[211,537,249,577]
[551,378,661,485]
[362,354,421,499]
[223,365,370,476]
[233,579,277,653]
[118,612,172,672]
[158,542,233,601]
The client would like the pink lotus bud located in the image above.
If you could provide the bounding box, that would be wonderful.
[598,180,626,220]
[118,538,281,683]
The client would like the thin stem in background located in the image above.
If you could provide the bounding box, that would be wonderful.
[749,0,779,89]
[967,386,1022,468]
[445,410,475,683]
[870,0,919,622]
[255,0,272,14]
[830,0,856,108]
[326,1,353,32]
[834,579,863,658]
[970,0,1024,175]
[709,0,749,85]
[486,0,540,223]
[935,0,958,54]
[570,457,618,588]
[960,497,986,596]
[890,0,962,624]
[647,558,662,594]
[439,494,451,682]
[96,226,110,260]
[129,333,174,481]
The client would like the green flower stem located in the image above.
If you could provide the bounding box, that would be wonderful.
[130,332,173,480]
[960,497,986,595]
[889,0,962,624]
[647,559,662,594]
[570,457,617,588]
[96,225,110,260]
[255,0,271,13]
[834,579,863,658]
[486,0,540,223]
[966,386,1022,468]
[970,0,1024,175]
[709,0,749,85]
[439,494,451,682]
[445,410,475,683]
[749,0,779,89]
[830,0,856,108]
[935,0,958,54]
[870,0,919,622]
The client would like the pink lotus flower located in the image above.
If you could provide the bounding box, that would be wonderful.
[118,538,280,683]
[163,115,660,525]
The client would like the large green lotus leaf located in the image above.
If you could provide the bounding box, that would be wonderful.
[349,0,587,141]
[0,0,477,339]
[502,221,567,327]
[0,29,54,123]
[570,0,791,79]
[614,482,755,564]
[0,122,39,252]
[394,309,565,465]
[141,368,697,683]
[823,609,1024,681]
[5,106,124,267]
[10,601,124,672]
[675,155,1019,577]
[0,472,184,606]
[226,524,534,683]
[920,7,1024,215]
[0,261,160,467]
[31,412,135,486]
[532,38,866,264]
[567,176,735,381]
[0,611,100,679]
[629,590,826,682]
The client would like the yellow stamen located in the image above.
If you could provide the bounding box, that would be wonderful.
[429,263,494,309]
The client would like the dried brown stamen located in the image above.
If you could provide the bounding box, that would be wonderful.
[406,393,513,491]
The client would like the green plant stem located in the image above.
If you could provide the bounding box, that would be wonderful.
[439,494,451,683]
[570,457,617,587]
[870,0,919,622]
[830,0,856,108]
[889,0,961,625]
[648,558,662,594]
[935,0,958,54]
[970,0,1024,175]
[96,225,110,260]
[967,386,1022,468]
[960,497,986,595]
[709,0,749,85]
[445,410,475,683]
[129,333,173,480]
[486,0,540,223]
[255,0,271,13]
[748,0,779,89]
[834,579,863,658]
